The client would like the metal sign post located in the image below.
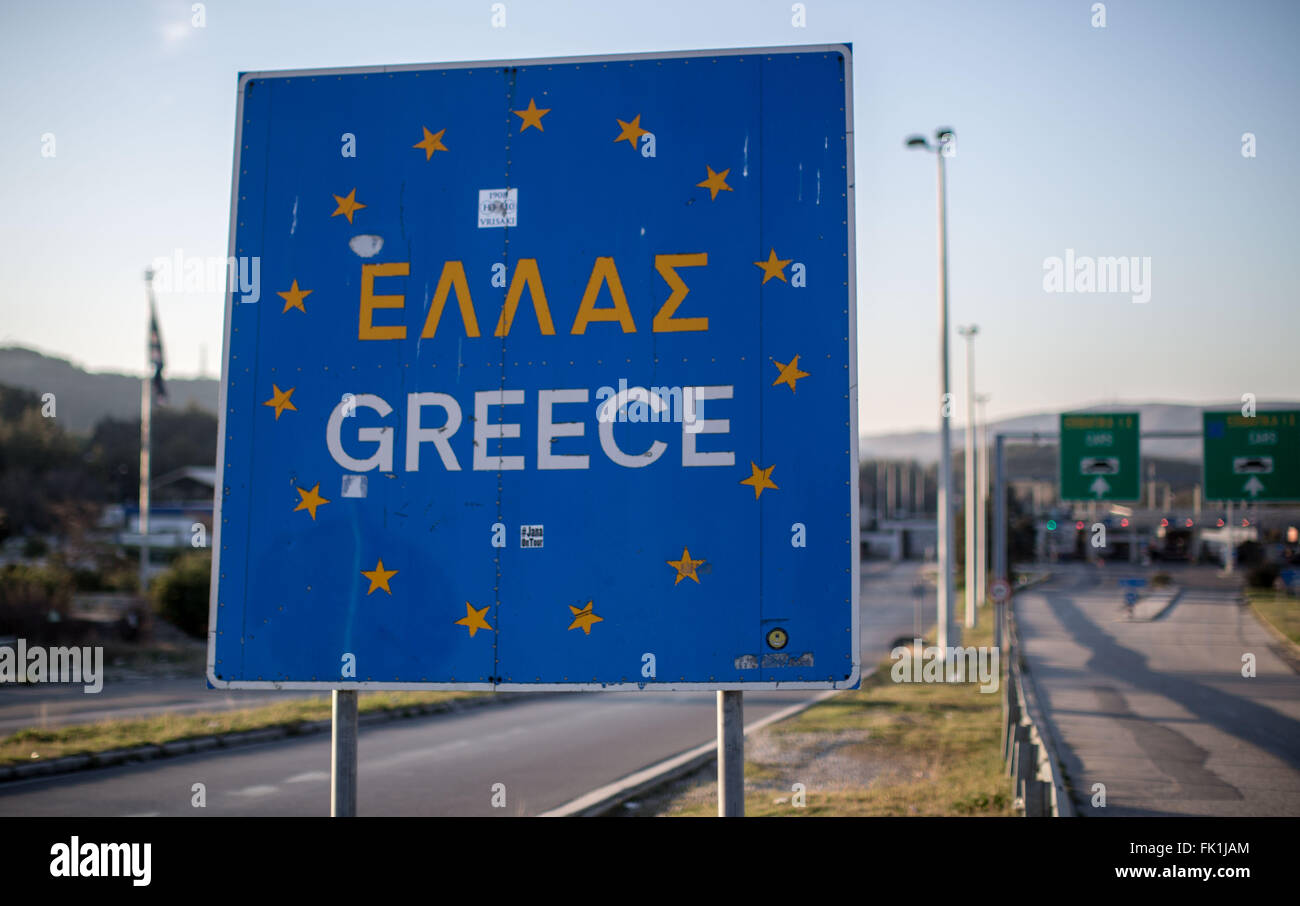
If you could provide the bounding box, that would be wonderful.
[331,690,358,817]
[717,690,744,816]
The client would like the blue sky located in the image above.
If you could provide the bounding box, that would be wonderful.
[1,0,1296,434]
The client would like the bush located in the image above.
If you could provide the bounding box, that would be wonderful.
[151,551,213,639]
[0,563,72,637]
[1247,563,1280,590]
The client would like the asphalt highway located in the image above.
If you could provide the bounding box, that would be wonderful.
[1014,565,1300,816]
[0,560,929,816]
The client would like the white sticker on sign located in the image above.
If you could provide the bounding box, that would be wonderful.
[478,188,518,228]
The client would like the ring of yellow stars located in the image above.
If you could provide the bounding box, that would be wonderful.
[330,188,366,224]
[513,98,550,133]
[361,559,398,595]
[754,248,792,284]
[696,165,733,201]
[293,483,330,520]
[412,126,448,160]
[277,279,312,314]
[567,601,603,634]
[613,114,648,150]
[740,462,779,499]
[771,356,810,392]
[263,384,297,419]
[666,547,706,585]
[455,602,493,637]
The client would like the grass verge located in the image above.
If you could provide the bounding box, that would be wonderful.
[1247,591,1300,647]
[649,608,1013,817]
[1,691,480,767]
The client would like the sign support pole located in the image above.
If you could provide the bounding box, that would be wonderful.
[1225,501,1235,575]
[717,690,744,817]
[331,689,358,817]
[993,433,1006,651]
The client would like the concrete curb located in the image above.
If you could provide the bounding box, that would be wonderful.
[1245,597,1300,674]
[540,677,875,817]
[0,690,544,786]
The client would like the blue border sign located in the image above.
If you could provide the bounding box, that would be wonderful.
[208,46,859,690]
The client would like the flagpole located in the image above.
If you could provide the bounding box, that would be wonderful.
[139,268,155,595]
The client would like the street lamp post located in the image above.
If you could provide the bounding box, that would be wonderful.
[958,324,978,629]
[975,392,991,616]
[907,128,957,649]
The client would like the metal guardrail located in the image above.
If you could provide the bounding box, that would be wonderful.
[1000,592,1075,817]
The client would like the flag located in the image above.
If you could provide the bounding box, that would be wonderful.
[149,299,167,404]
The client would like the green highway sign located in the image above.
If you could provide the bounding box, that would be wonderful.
[1059,412,1140,501]
[1203,410,1300,502]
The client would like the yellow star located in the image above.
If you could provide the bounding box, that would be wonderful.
[330,188,366,223]
[293,483,329,520]
[567,600,603,635]
[696,165,733,201]
[666,547,705,585]
[771,356,810,392]
[361,558,398,595]
[754,248,792,285]
[263,384,297,419]
[455,602,493,638]
[740,462,779,499]
[613,114,648,150]
[277,279,312,313]
[513,98,550,133]
[412,126,448,161]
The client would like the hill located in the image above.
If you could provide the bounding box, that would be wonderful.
[0,347,218,434]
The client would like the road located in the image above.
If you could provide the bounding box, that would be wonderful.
[0,559,927,816]
[0,677,318,734]
[1014,564,1300,816]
